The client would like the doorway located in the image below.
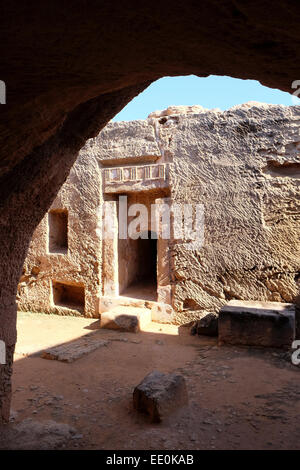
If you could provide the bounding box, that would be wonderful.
[118,230,157,301]
[117,189,160,301]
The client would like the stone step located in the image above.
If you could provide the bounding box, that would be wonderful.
[99,295,174,324]
[100,306,152,333]
[99,295,155,311]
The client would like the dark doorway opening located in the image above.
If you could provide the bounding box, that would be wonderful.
[119,231,157,301]
[136,231,157,284]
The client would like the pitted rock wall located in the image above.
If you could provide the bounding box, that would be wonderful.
[18,153,102,318]
[157,104,300,323]
[18,103,300,324]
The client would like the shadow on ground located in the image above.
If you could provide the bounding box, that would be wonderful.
[0,311,299,450]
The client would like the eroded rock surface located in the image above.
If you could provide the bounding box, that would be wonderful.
[218,300,296,348]
[133,370,188,422]
[41,333,109,363]
[191,313,219,337]
[153,103,300,324]
[18,103,300,326]
[0,419,79,450]
[1,0,300,425]
[100,307,151,333]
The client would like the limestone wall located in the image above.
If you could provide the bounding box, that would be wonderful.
[96,103,300,324]
[155,104,300,323]
[18,103,300,323]
[17,153,102,318]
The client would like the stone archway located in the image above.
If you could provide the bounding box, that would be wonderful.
[1,1,300,423]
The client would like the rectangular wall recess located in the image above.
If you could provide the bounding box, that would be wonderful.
[48,209,68,254]
[52,281,85,313]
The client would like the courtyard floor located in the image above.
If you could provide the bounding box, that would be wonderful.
[1,311,299,450]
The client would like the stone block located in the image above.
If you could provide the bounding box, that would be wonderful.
[191,313,218,337]
[218,300,295,349]
[100,306,151,332]
[133,370,188,422]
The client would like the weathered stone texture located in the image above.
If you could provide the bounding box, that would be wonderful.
[0,419,78,450]
[163,104,300,324]
[100,306,151,332]
[18,103,300,327]
[87,120,161,163]
[133,370,188,422]
[2,0,300,428]
[218,300,295,348]
[18,153,102,318]
[41,333,109,362]
[191,313,219,337]
[0,345,14,423]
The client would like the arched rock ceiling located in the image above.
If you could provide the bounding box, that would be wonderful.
[1,1,300,178]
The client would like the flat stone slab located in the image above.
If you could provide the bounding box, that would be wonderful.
[99,296,149,313]
[100,296,174,325]
[100,306,151,333]
[218,300,295,349]
[41,332,109,362]
[133,370,188,422]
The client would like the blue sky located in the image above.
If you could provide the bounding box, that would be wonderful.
[113,75,296,122]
